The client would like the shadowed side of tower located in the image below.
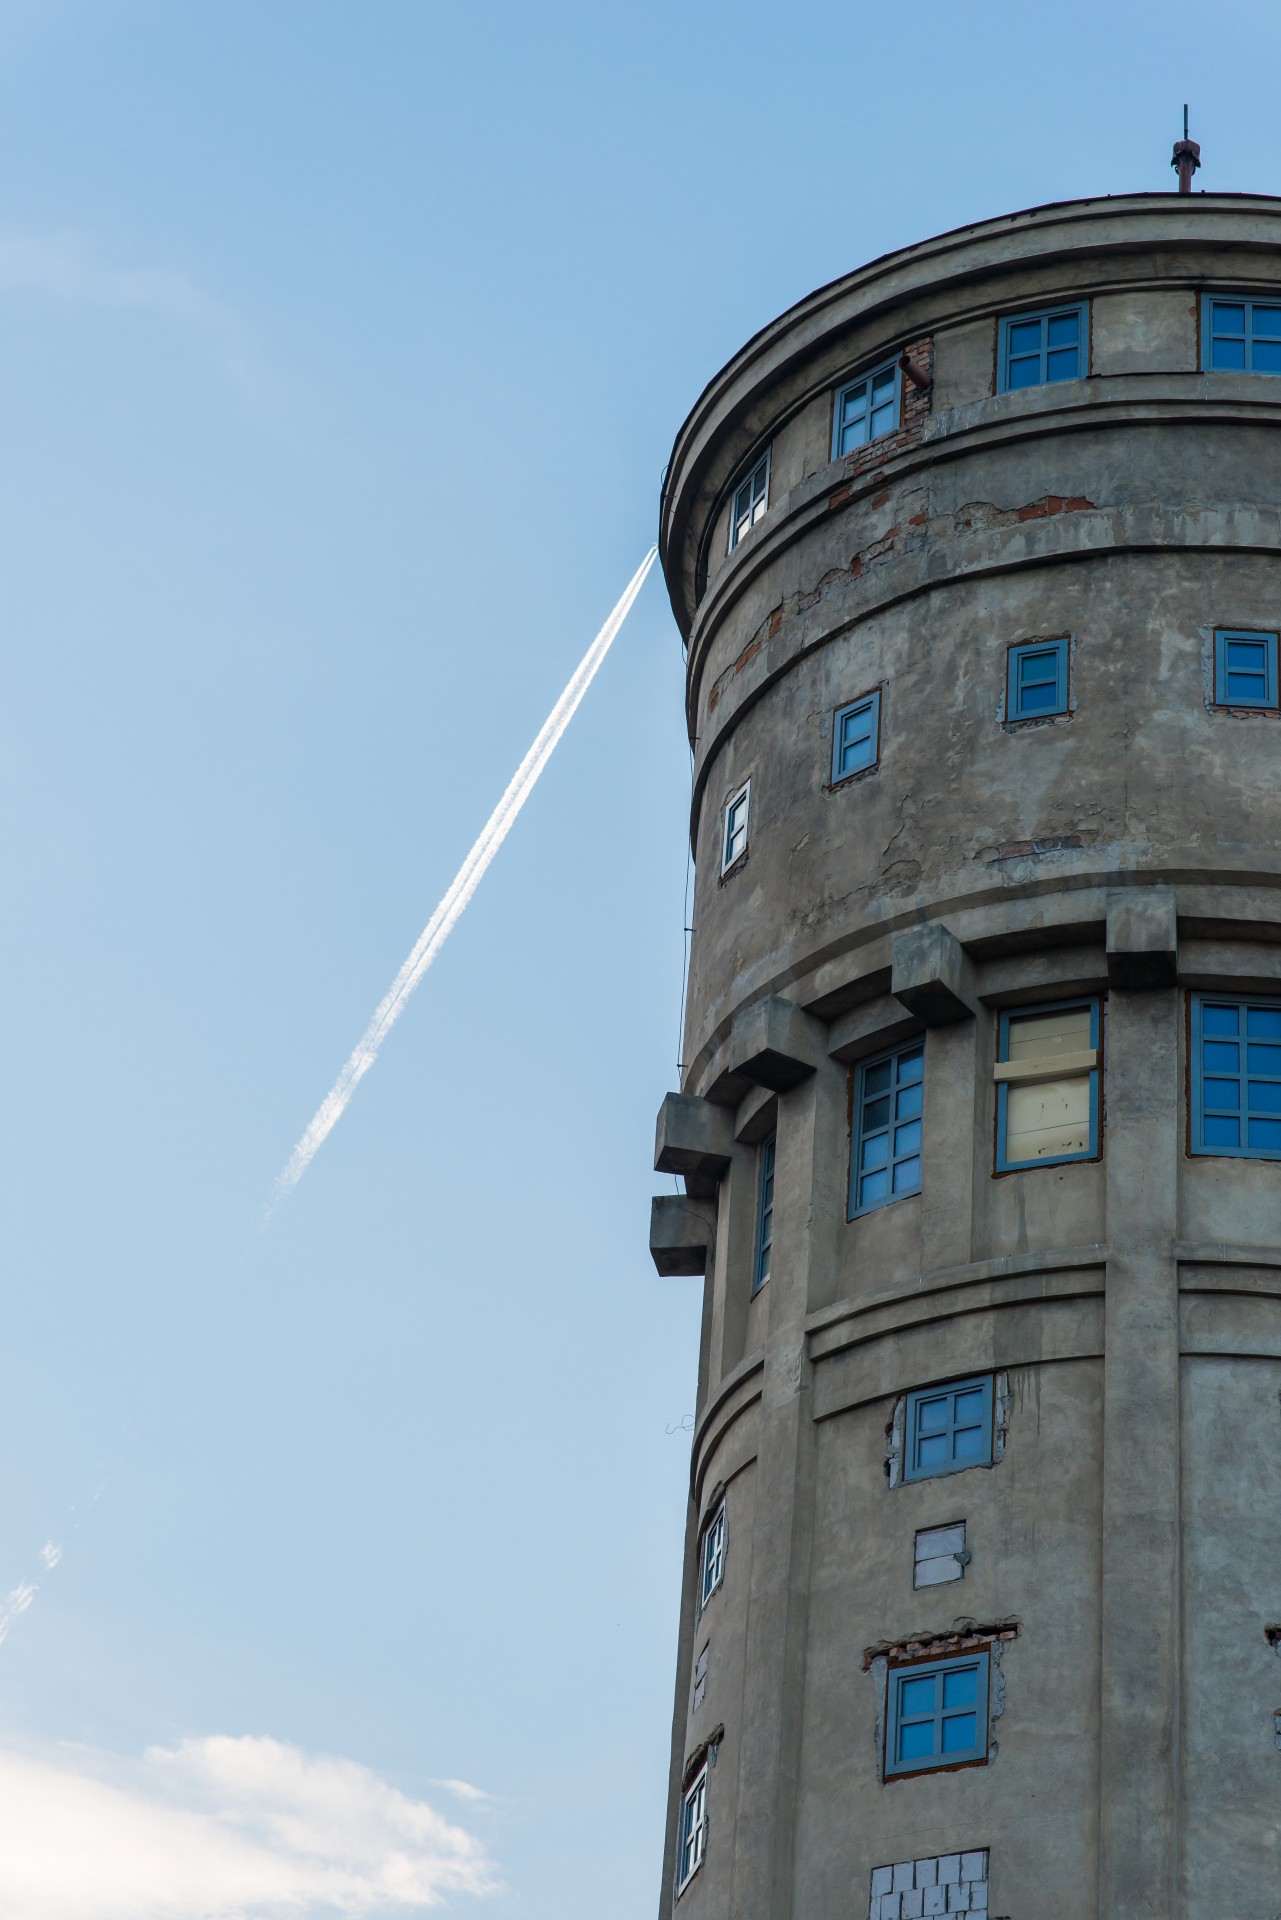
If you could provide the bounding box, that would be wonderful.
[651,193,1281,1920]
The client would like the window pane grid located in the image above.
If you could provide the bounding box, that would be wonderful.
[1213,629,1278,709]
[1007,637,1068,720]
[999,303,1085,391]
[677,1770,707,1888]
[886,1653,989,1777]
[905,1375,994,1480]
[1193,995,1281,1157]
[700,1504,726,1607]
[722,781,750,872]
[832,360,900,458]
[752,1134,776,1294]
[729,451,770,549]
[1206,297,1281,373]
[831,690,881,782]
[850,1043,924,1215]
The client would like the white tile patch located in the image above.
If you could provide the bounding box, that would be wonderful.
[913,1521,968,1588]
[869,1848,988,1920]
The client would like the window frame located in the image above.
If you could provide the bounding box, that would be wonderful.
[1006,635,1070,722]
[1201,294,1281,374]
[721,779,751,875]
[1212,628,1279,710]
[849,1040,925,1218]
[997,299,1088,393]
[903,1374,995,1484]
[699,1500,727,1610]
[831,356,901,460]
[1190,992,1281,1161]
[830,688,882,785]
[752,1133,775,1296]
[728,448,770,551]
[884,1650,990,1779]
[995,995,1101,1172]
[676,1764,708,1893]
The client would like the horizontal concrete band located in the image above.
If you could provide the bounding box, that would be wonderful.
[688,1251,1281,1510]
[688,484,1281,822]
[685,881,1281,1097]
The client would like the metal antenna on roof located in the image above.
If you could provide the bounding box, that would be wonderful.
[1172,105,1201,194]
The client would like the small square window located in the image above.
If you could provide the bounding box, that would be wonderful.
[997,302,1087,391]
[995,997,1101,1170]
[1191,993,1281,1159]
[699,1501,726,1609]
[722,780,751,874]
[832,359,900,458]
[914,1521,967,1589]
[1213,629,1279,709]
[831,690,882,783]
[904,1376,994,1482]
[885,1651,989,1777]
[752,1133,775,1295]
[729,450,770,550]
[676,1765,708,1891]
[1006,636,1068,720]
[1203,295,1281,374]
[849,1042,924,1217]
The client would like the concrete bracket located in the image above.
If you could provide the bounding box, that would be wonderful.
[649,1194,717,1277]
[654,1093,734,1198]
[891,922,978,1025]
[709,994,827,1101]
[1106,887,1178,990]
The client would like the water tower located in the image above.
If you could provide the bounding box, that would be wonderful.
[651,189,1281,1919]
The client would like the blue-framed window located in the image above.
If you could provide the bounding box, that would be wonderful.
[996,998,1101,1171]
[1203,296,1281,373]
[850,1042,924,1216]
[1007,636,1069,720]
[832,359,900,458]
[1213,629,1279,709]
[752,1134,775,1295]
[1191,995,1281,1158]
[885,1652,990,1777]
[831,690,882,783]
[904,1375,994,1482]
[729,449,770,549]
[676,1764,708,1891]
[699,1500,726,1609]
[998,301,1087,391]
[722,780,751,873]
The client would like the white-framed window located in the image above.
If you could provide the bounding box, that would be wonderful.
[729,449,769,550]
[699,1500,726,1609]
[722,780,751,873]
[677,1764,708,1892]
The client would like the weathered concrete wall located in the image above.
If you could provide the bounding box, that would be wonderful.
[653,195,1281,1920]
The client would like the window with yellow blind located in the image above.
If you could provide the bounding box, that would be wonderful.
[995,999,1101,1171]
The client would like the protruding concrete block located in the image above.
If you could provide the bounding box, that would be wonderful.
[891,923,977,1025]
[1107,887,1177,990]
[715,994,826,1096]
[653,1093,734,1198]
[649,1194,716,1277]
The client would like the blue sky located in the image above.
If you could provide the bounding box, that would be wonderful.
[0,3,1277,1915]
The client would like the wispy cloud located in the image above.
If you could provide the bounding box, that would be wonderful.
[0,1733,499,1919]
[0,229,258,392]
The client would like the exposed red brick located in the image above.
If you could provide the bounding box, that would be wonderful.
[767,605,782,638]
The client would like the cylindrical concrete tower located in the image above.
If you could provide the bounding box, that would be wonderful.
[649,194,1281,1920]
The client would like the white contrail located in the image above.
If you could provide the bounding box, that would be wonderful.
[268,545,659,1215]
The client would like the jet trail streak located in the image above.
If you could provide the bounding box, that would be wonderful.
[268,545,658,1214]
